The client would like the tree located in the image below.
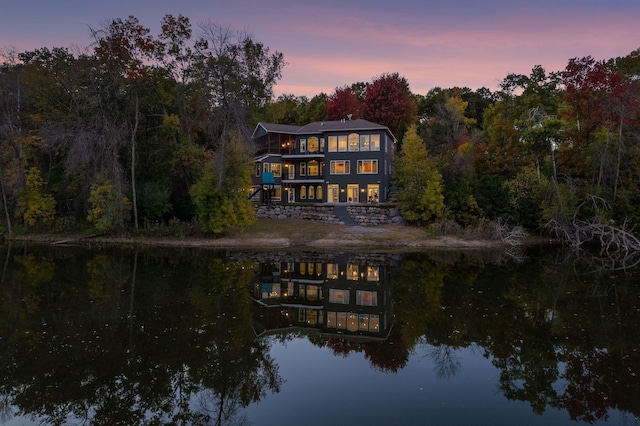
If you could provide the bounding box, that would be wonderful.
[16,167,56,229]
[190,134,255,234]
[361,72,417,144]
[394,125,445,223]
[325,86,360,120]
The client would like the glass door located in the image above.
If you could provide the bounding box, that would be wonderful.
[327,184,339,203]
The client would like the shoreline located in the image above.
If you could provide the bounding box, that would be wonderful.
[5,219,559,252]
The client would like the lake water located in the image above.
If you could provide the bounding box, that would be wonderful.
[0,244,638,425]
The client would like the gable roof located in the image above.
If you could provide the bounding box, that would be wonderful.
[252,119,396,140]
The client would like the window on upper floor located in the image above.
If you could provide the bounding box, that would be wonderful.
[370,134,380,151]
[348,133,359,151]
[271,163,281,177]
[330,160,350,175]
[338,135,347,152]
[308,160,319,176]
[328,136,337,152]
[299,138,307,153]
[300,162,306,176]
[308,136,319,153]
[357,160,378,174]
[359,135,370,151]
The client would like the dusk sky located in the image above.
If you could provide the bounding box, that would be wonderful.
[2,0,639,98]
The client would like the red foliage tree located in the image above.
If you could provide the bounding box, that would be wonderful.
[325,86,361,121]
[361,72,417,140]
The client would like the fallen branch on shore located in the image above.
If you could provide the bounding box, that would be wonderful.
[51,233,105,246]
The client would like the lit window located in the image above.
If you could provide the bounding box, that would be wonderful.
[327,263,338,279]
[300,185,307,199]
[308,185,315,199]
[272,185,282,201]
[316,185,323,200]
[337,312,346,329]
[367,266,379,281]
[307,285,319,301]
[371,134,380,151]
[308,160,319,176]
[347,264,359,281]
[328,136,337,152]
[307,310,318,325]
[308,137,319,153]
[300,138,307,152]
[359,135,370,151]
[263,163,270,173]
[327,312,337,328]
[357,160,378,174]
[348,133,359,151]
[338,135,347,152]
[347,313,358,332]
[330,160,350,175]
[356,290,378,306]
[369,314,380,331]
[271,163,281,177]
[359,314,369,331]
[329,289,349,304]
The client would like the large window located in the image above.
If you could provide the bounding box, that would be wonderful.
[330,160,350,175]
[357,160,378,174]
[338,135,347,152]
[356,290,378,306]
[308,160,319,176]
[348,133,359,151]
[359,135,370,151]
[329,289,349,304]
[271,163,281,177]
[328,136,337,152]
[308,136,319,153]
[370,134,380,151]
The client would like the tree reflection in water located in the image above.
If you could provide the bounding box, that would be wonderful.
[0,245,638,424]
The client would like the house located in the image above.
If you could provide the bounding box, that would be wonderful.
[250,119,396,204]
[250,255,393,341]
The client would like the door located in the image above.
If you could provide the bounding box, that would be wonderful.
[347,184,359,203]
[327,184,339,203]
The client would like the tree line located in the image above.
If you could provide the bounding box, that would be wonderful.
[1,14,640,247]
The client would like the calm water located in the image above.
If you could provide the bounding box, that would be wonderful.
[0,244,638,425]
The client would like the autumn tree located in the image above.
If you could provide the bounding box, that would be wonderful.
[394,125,444,223]
[190,133,256,234]
[325,85,361,120]
[361,72,417,144]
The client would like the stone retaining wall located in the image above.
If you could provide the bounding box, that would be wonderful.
[255,204,403,226]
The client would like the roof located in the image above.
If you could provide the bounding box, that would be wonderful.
[252,119,396,140]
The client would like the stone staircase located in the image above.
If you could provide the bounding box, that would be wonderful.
[333,205,358,225]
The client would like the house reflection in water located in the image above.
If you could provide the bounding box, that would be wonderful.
[250,254,393,342]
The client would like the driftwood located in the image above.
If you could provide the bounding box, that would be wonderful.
[546,195,640,253]
[51,233,104,246]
